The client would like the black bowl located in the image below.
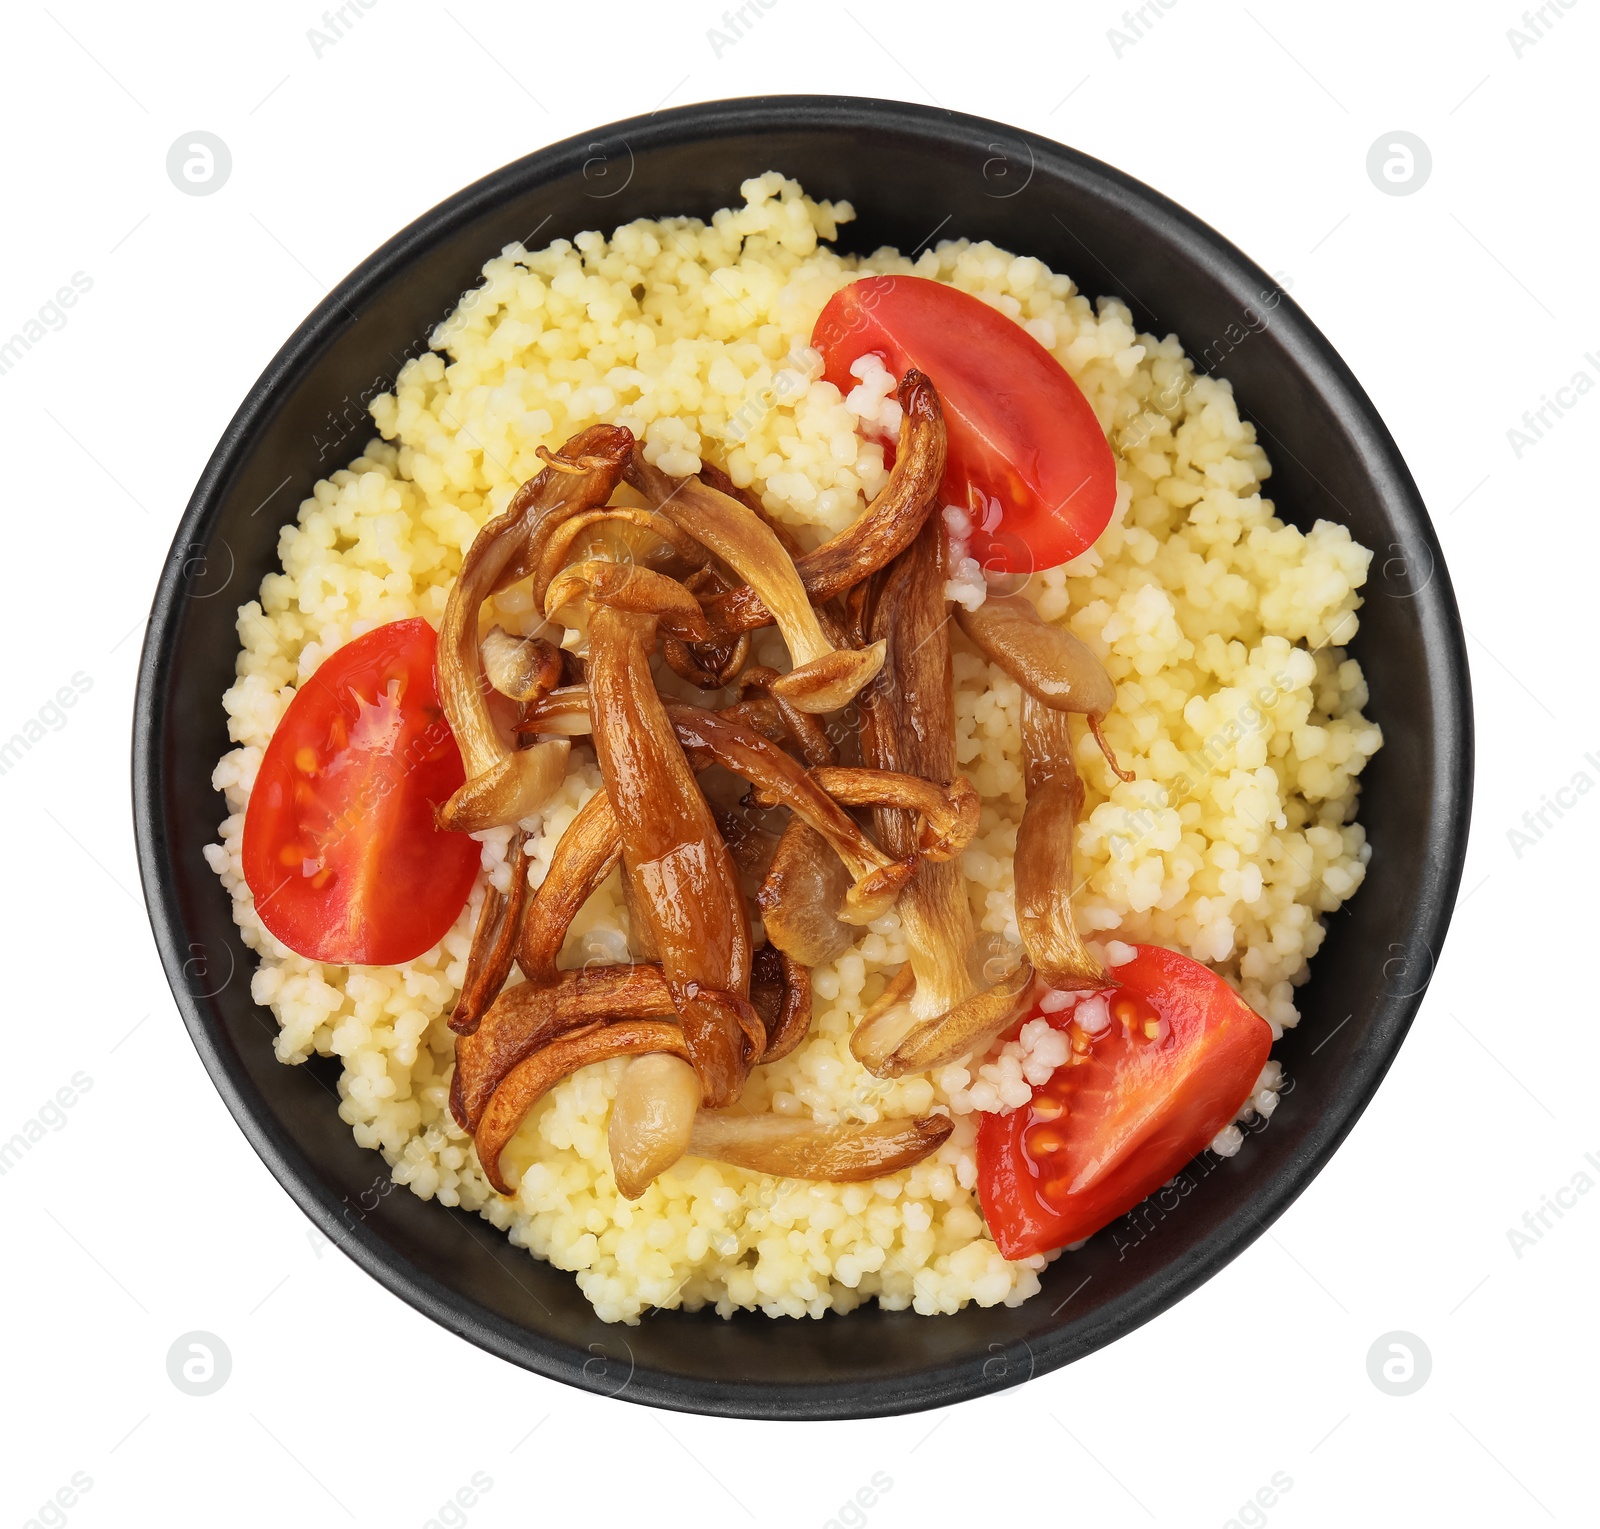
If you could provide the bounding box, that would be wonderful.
[133,95,1472,1420]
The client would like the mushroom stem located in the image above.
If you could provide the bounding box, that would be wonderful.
[450,830,532,1036]
[581,599,759,1106]
[514,787,623,981]
[626,448,885,712]
[854,517,976,1043]
[955,593,1117,717]
[686,1111,953,1181]
[1015,695,1108,991]
[703,372,948,633]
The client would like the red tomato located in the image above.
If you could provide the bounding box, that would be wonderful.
[811,275,1117,574]
[242,618,479,965]
[977,945,1273,1260]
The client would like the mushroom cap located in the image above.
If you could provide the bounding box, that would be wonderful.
[769,640,887,714]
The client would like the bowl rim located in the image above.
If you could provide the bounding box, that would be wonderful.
[132,92,1474,1420]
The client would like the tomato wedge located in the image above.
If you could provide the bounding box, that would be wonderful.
[811,274,1117,575]
[241,618,480,966]
[977,945,1272,1260]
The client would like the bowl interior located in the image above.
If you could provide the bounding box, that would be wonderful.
[134,96,1470,1419]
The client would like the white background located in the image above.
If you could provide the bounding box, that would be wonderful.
[2,1,1593,1525]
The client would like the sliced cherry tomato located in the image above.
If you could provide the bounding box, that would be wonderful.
[977,945,1272,1260]
[241,618,479,966]
[811,274,1117,574]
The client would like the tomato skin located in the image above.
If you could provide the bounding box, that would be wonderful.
[241,618,480,966]
[811,275,1117,574]
[977,945,1273,1260]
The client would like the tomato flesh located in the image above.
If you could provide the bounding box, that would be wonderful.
[977,945,1273,1260]
[811,274,1117,574]
[241,618,479,965]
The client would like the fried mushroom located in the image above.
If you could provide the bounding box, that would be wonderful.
[435,426,632,832]
[626,448,885,712]
[702,372,948,631]
[686,1110,953,1181]
[549,568,760,1108]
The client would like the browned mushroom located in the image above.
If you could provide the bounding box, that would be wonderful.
[553,566,761,1107]
[956,588,1118,990]
[849,521,977,1071]
[436,426,631,832]
[955,594,1116,715]
[481,628,565,705]
[433,401,1130,1204]
[626,448,885,712]
[698,461,807,558]
[702,372,948,632]
[876,961,1040,1076]
[510,788,623,982]
[450,830,532,1036]
[451,961,676,1132]
[545,560,711,641]
[751,944,813,1064]
[808,766,979,862]
[1013,694,1108,991]
[685,1110,952,1181]
[955,592,1131,780]
[665,703,915,925]
[756,818,855,967]
[477,1019,692,1194]
[736,667,837,767]
[531,508,710,601]
[608,1052,703,1201]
